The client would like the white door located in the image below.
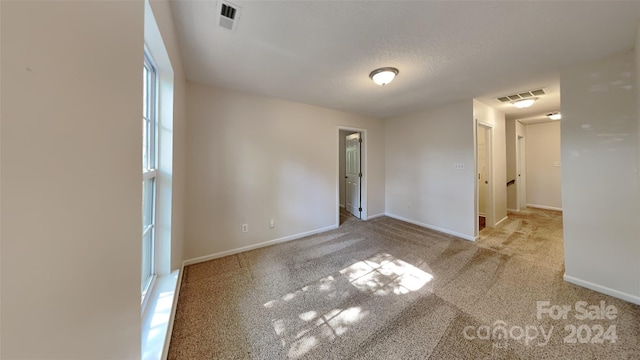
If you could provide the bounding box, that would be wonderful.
[478,126,487,216]
[345,133,361,218]
[517,136,527,210]
[476,123,493,233]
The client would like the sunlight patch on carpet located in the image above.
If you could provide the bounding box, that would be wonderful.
[341,253,433,295]
[263,253,433,358]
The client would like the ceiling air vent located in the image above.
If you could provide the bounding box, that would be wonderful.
[497,88,546,103]
[218,1,241,31]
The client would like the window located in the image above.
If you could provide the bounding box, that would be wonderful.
[142,53,157,296]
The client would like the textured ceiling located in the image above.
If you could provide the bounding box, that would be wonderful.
[170,1,640,119]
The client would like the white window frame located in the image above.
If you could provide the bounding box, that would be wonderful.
[141,2,178,357]
[142,51,158,299]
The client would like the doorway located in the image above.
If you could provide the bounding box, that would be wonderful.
[517,135,526,210]
[337,127,367,225]
[476,122,493,233]
[345,133,361,219]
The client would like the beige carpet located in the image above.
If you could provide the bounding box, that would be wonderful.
[168,208,640,359]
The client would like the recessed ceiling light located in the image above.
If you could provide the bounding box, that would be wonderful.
[512,98,537,108]
[547,112,562,120]
[369,67,399,86]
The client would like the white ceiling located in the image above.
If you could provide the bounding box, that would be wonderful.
[169,1,640,119]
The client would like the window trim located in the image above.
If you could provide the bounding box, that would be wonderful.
[143,52,158,171]
[142,51,158,300]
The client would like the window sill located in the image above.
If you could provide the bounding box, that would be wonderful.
[141,270,180,360]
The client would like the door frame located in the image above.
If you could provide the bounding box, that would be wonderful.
[336,126,368,225]
[475,121,494,236]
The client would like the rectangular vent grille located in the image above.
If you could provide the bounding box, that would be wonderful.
[497,88,545,103]
[221,3,236,20]
[218,1,241,31]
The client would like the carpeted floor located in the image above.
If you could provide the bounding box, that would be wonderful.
[168,208,640,359]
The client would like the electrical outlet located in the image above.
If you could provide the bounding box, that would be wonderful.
[269,219,275,229]
[453,163,465,170]
[242,224,248,232]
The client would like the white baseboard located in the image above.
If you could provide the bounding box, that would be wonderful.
[384,213,475,241]
[563,274,640,306]
[527,204,563,211]
[507,208,518,212]
[367,213,385,220]
[495,216,508,227]
[183,224,339,266]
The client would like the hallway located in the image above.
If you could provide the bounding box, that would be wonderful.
[477,207,564,272]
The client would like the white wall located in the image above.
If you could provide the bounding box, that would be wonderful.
[385,100,475,240]
[636,18,640,300]
[0,2,3,357]
[184,83,385,260]
[525,121,562,210]
[1,1,143,358]
[561,50,640,304]
[148,0,188,272]
[473,100,508,227]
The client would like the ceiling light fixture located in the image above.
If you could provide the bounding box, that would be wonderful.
[369,67,399,86]
[547,112,562,120]
[512,98,537,108]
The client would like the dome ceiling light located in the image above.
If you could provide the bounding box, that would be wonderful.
[547,112,562,120]
[512,98,537,108]
[369,67,399,86]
